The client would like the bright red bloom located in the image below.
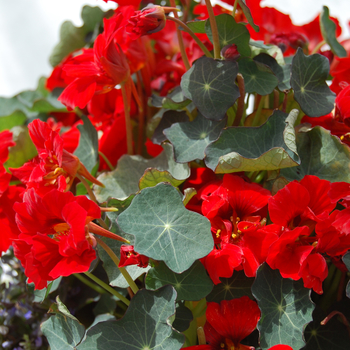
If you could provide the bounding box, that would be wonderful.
[10,120,102,194]
[119,245,149,268]
[13,189,101,289]
[126,5,167,40]
[330,57,350,94]
[186,296,260,350]
[0,130,15,196]
[145,138,163,157]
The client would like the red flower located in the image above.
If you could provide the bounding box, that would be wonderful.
[186,296,261,350]
[119,245,149,268]
[10,120,102,194]
[126,5,167,40]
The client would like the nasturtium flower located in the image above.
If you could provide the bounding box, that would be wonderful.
[119,245,149,268]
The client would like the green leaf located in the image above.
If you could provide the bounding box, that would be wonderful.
[41,313,86,350]
[77,286,184,350]
[320,6,347,58]
[117,183,213,274]
[342,251,350,298]
[32,277,62,303]
[280,126,350,182]
[74,115,99,172]
[93,294,117,316]
[251,264,314,350]
[206,270,254,302]
[150,87,191,111]
[5,126,37,170]
[98,196,151,288]
[181,57,240,121]
[301,307,350,350]
[164,112,226,163]
[42,297,86,349]
[182,188,197,206]
[186,20,206,34]
[173,304,193,333]
[238,0,259,32]
[205,14,251,57]
[49,6,104,66]
[238,57,279,95]
[152,110,189,145]
[139,169,185,190]
[205,109,300,173]
[145,261,213,301]
[291,48,336,117]
[94,143,190,202]
[253,53,291,91]
[250,42,285,66]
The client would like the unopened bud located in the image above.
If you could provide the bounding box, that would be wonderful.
[221,44,240,61]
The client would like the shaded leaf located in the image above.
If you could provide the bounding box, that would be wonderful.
[291,48,336,117]
[301,307,350,350]
[205,14,251,57]
[182,188,197,206]
[139,169,185,190]
[150,87,191,111]
[280,126,350,182]
[181,57,240,121]
[206,270,254,302]
[253,53,291,91]
[164,112,226,163]
[238,0,259,32]
[49,6,104,67]
[74,115,99,172]
[145,261,213,301]
[320,6,347,58]
[205,109,300,173]
[32,277,62,303]
[93,294,117,316]
[117,183,213,274]
[186,20,206,34]
[77,286,184,350]
[251,264,314,350]
[173,304,193,333]
[343,251,350,298]
[250,42,285,66]
[238,57,279,95]
[94,143,190,202]
[152,110,189,145]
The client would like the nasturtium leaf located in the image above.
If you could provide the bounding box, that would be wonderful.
[150,87,191,111]
[181,57,240,121]
[98,196,150,288]
[77,286,184,350]
[253,53,291,91]
[31,277,62,303]
[206,270,254,302]
[205,109,300,173]
[94,143,190,202]
[49,6,104,67]
[280,126,350,183]
[205,14,251,57]
[173,304,193,333]
[93,294,117,316]
[164,112,226,163]
[238,0,259,32]
[186,20,206,34]
[139,169,185,190]
[301,307,350,350]
[320,6,347,58]
[117,183,213,274]
[238,57,279,95]
[74,115,99,172]
[182,188,197,206]
[152,110,189,145]
[145,261,213,301]
[343,251,350,298]
[251,264,314,350]
[250,42,285,66]
[41,313,86,350]
[291,48,336,117]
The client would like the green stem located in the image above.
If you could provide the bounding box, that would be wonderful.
[251,95,265,126]
[205,0,220,59]
[84,272,130,306]
[169,0,191,70]
[311,40,326,54]
[233,73,245,126]
[74,273,106,294]
[232,0,238,17]
[121,82,133,155]
[167,17,212,58]
[96,236,139,294]
[254,170,266,184]
[98,151,114,171]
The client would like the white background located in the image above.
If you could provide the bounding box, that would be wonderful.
[0,0,349,97]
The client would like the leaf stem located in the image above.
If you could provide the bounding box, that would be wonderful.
[121,82,133,155]
[98,151,114,171]
[84,272,130,306]
[232,0,238,17]
[311,40,326,54]
[273,89,280,109]
[136,71,145,155]
[251,95,265,126]
[233,73,245,126]
[95,236,139,294]
[167,17,212,58]
[205,0,220,59]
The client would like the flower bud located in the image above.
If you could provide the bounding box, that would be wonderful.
[221,44,240,61]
